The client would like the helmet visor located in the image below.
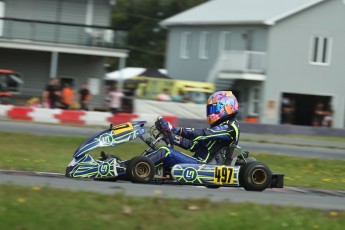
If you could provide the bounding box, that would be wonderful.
[207,102,222,115]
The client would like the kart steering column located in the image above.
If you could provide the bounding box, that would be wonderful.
[156,116,174,148]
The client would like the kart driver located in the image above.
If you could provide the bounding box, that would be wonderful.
[146,91,240,169]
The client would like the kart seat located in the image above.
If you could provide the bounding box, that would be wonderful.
[208,146,236,165]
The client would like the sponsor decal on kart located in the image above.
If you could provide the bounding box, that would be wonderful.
[112,122,134,135]
[214,166,234,184]
[172,164,240,186]
[98,162,110,175]
[182,167,198,182]
[99,133,114,146]
[98,124,136,147]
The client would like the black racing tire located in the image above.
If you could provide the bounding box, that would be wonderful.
[236,157,257,167]
[127,156,155,183]
[239,161,272,191]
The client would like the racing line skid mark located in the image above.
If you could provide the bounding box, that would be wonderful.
[35,171,65,177]
[286,186,310,193]
[0,169,65,178]
[277,187,345,197]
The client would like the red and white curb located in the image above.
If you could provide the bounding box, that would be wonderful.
[0,105,177,126]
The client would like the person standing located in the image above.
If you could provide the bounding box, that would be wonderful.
[61,83,75,110]
[42,78,61,109]
[312,102,326,127]
[281,97,295,124]
[157,88,171,101]
[109,85,124,114]
[322,103,333,127]
[172,89,188,103]
[78,82,92,111]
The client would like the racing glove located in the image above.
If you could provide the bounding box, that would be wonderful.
[172,135,181,145]
[172,126,181,134]
[162,121,180,134]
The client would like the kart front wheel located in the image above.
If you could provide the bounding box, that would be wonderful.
[239,161,272,191]
[127,156,155,183]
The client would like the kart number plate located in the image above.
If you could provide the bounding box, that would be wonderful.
[112,123,134,135]
[214,166,234,184]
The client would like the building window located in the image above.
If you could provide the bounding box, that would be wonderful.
[310,36,332,65]
[249,86,260,115]
[199,31,210,59]
[0,71,23,93]
[180,31,191,59]
[0,1,5,37]
[219,31,231,54]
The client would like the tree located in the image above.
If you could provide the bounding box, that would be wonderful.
[110,0,207,70]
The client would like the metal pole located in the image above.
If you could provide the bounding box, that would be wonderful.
[117,57,126,91]
[50,52,58,78]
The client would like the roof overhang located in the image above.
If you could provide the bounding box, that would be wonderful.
[219,72,266,81]
[0,39,129,58]
[264,0,326,25]
[160,0,327,28]
[160,20,264,28]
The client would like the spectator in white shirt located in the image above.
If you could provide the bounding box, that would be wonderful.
[157,88,171,101]
[109,85,124,114]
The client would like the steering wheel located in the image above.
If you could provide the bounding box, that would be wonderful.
[155,116,174,148]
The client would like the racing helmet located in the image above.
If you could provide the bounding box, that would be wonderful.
[206,91,239,125]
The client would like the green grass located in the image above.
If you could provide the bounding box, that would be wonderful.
[245,133,345,143]
[254,154,345,190]
[1,131,344,229]
[0,184,344,230]
[1,132,345,190]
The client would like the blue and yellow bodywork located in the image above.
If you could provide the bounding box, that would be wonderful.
[171,164,240,186]
[73,121,147,158]
[66,121,147,179]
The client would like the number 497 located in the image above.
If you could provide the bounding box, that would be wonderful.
[214,166,233,184]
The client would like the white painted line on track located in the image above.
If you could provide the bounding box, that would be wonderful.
[35,172,65,176]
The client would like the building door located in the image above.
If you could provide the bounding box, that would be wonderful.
[249,86,260,116]
[281,93,331,126]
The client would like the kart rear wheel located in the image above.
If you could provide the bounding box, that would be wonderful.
[239,161,272,191]
[127,156,155,183]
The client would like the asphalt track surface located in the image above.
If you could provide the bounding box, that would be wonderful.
[1,120,344,159]
[1,120,345,210]
[1,170,345,211]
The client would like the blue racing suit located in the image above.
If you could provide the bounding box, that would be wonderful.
[147,118,240,168]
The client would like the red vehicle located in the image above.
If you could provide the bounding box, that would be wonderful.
[0,69,23,104]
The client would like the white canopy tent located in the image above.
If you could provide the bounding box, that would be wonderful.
[104,67,168,80]
[104,67,168,91]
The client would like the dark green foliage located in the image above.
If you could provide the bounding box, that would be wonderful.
[110,0,207,69]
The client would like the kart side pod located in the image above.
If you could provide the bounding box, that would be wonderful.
[171,164,241,187]
[171,161,284,191]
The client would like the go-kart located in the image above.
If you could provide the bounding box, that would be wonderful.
[65,117,284,191]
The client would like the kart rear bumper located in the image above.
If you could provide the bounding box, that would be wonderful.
[269,173,284,188]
